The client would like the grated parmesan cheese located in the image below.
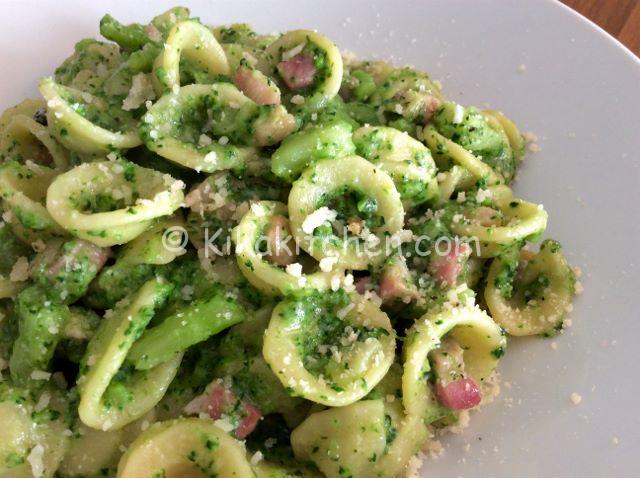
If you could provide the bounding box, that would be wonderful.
[281,42,306,61]
[122,73,156,111]
[330,275,341,291]
[285,263,303,277]
[9,256,30,282]
[198,134,213,146]
[301,207,337,234]
[214,418,235,433]
[475,188,490,203]
[27,444,45,478]
[319,256,338,272]
[336,302,355,319]
[30,370,51,381]
[250,451,264,466]
[452,103,464,124]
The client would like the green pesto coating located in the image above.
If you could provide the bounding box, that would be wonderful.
[32,239,105,305]
[433,102,516,182]
[0,223,31,275]
[9,286,70,385]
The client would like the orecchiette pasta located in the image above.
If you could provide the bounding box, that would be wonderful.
[46,160,184,247]
[0,100,69,170]
[39,78,141,154]
[288,155,405,269]
[77,278,182,431]
[117,419,254,478]
[0,161,65,241]
[233,200,339,295]
[258,30,344,103]
[485,240,576,336]
[152,20,230,93]
[263,291,396,406]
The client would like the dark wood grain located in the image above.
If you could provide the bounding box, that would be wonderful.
[562,0,640,56]
[618,1,640,55]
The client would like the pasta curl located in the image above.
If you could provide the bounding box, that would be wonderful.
[46,160,184,247]
[402,297,505,423]
[141,83,295,171]
[233,200,340,295]
[0,99,69,170]
[288,155,405,270]
[0,160,65,242]
[78,278,182,431]
[116,418,254,478]
[152,20,230,93]
[39,78,141,154]
[258,30,344,104]
[485,239,576,336]
[263,291,396,406]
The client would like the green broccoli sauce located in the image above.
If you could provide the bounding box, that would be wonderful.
[383,414,397,448]
[397,177,432,204]
[140,88,257,154]
[179,62,231,90]
[408,203,457,246]
[347,70,376,102]
[10,285,71,384]
[344,101,380,126]
[317,185,382,231]
[216,24,258,44]
[184,447,219,477]
[166,335,221,399]
[295,42,331,96]
[55,39,117,89]
[102,364,136,411]
[0,223,31,274]
[0,301,18,364]
[386,117,415,134]
[32,240,103,304]
[71,190,131,214]
[12,208,48,230]
[283,290,388,379]
[128,146,200,183]
[227,358,295,416]
[186,172,286,250]
[433,104,516,182]
[493,242,524,299]
[246,414,316,474]
[522,274,551,303]
[290,95,358,130]
[106,44,162,99]
[491,346,506,359]
[4,452,25,468]
[60,86,136,130]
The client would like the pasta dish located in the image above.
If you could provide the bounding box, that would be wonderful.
[0,7,578,478]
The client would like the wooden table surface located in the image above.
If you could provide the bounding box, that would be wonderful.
[563,0,640,56]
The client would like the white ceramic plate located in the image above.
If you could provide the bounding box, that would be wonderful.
[2,1,639,476]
